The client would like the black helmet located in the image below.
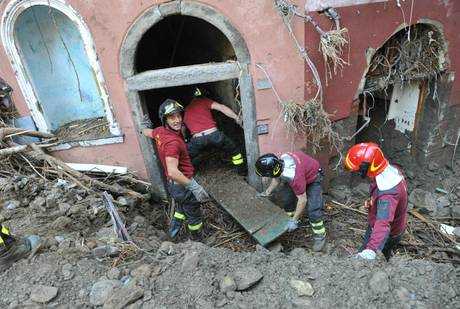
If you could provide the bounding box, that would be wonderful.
[255,153,283,178]
[158,99,184,125]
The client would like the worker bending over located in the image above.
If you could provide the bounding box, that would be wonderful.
[1,224,40,272]
[344,142,408,260]
[143,99,211,241]
[183,88,246,175]
[255,151,327,252]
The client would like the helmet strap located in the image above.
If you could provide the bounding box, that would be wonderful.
[359,162,370,178]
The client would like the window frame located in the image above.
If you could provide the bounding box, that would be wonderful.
[1,0,121,145]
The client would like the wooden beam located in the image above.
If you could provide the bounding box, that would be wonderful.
[126,61,241,91]
[305,0,387,12]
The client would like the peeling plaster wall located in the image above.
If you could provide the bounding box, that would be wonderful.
[0,0,305,179]
[0,0,458,179]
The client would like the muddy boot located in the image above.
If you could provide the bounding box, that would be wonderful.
[189,229,204,242]
[312,234,326,252]
[168,219,183,239]
[0,237,32,272]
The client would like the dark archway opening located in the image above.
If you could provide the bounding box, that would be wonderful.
[135,14,244,168]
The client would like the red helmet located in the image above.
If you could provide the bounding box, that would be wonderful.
[344,143,388,178]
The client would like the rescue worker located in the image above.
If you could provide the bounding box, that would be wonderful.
[344,142,408,261]
[255,152,327,252]
[183,88,246,175]
[142,99,211,241]
[0,224,40,272]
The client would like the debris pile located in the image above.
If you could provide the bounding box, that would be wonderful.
[365,23,447,92]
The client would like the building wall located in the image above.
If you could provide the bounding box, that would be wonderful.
[0,0,306,180]
[0,0,458,180]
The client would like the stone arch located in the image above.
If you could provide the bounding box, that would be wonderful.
[120,1,260,199]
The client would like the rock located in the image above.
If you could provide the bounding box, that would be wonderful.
[107,267,121,280]
[233,267,263,291]
[103,285,144,309]
[30,285,58,303]
[86,240,98,249]
[220,276,237,293]
[369,271,390,294]
[255,244,270,253]
[436,196,451,208]
[405,170,415,179]
[62,263,74,280]
[453,227,460,237]
[452,205,460,218]
[93,245,120,258]
[51,216,72,230]
[58,203,71,214]
[353,182,369,197]
[328,185,350,202]
[291,297,313,307]
[134,215,146,225]
[181,251,200,272]
[4,200,20,210]
[409,189,437,212]
[96,227,117,241]
[267,242,283,253]
[159,241,175,255]
[131,264,152,278]
[289,279,314,297]
[89,280,121,306]
[46,195,58,209]
[427,161,439,171]
[117,196,129,206]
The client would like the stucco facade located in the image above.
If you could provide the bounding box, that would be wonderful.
[0,0,458,193]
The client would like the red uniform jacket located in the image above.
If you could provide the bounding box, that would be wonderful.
[366,177,408,251]
[151,126,194,179]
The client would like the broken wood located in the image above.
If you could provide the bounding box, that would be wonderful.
[0,145,28,157]
[0,127,54,140]
[330,200,367,215]
[29,144,144,199]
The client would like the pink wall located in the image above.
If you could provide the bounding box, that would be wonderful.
[303,0,459,120]
[0,0,458,180]
[0,0,306,179]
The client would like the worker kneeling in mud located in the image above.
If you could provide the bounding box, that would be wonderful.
[0,224,40,272]
[344,142,408,261]
[255,151,327,252]
[183,87,246,175]
[142,99,211,241]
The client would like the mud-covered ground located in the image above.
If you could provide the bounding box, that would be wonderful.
[1,156,459,308]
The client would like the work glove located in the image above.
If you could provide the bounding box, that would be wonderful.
[356,249,376,260]
[140,114,153,129]
[286,218,299,232]
[256,191,270,198]
[186,178,211,202]
[236,115,243,128]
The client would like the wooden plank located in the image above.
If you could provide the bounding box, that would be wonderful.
[126,62,241,91]
[65,163,128,175]
[196,167,289,246]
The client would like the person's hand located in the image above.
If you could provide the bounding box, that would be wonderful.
[235,115,243,127]
[140,114,153,129]
[256,191,270,198]
[364,198,373,209]
[186,178,211,202]
[286,219,299,232]
[356,249,376,260]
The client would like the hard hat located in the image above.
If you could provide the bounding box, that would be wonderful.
[255,153,284,178]
[344,142,388,178]
[158,99,184,125]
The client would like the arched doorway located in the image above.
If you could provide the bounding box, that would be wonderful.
[1,0,120,138]
[120,1,260,199]
[354,22,450,166]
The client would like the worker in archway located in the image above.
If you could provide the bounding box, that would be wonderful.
[344,142,408,261]
[255,152,327,252]
[142,99,211,241]
[183,87,246,175]
[1,224,40,272]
